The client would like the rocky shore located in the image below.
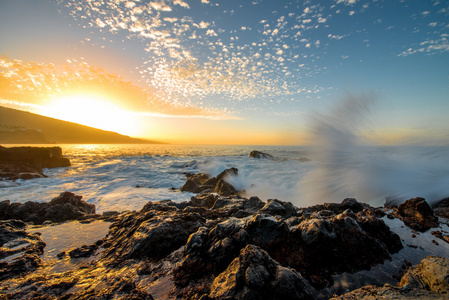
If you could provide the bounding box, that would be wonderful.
[1,186,448,299]
[0,153,449,299]
[0,145,71,180]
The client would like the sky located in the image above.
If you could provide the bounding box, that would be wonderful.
[0,0,448,145]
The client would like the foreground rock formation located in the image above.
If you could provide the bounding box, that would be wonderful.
[0,193,406,299]
[0,146,71,180]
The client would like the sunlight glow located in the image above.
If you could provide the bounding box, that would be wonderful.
[39,95,139,136]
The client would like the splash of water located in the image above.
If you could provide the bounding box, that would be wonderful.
[298,94,449,207]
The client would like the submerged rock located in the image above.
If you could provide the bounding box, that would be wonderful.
[0,192,96,225]
[249,150,274,159]
[395,197,439,232]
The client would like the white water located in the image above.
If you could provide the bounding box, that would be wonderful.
[1,142,448,212]
[1,98,449,211]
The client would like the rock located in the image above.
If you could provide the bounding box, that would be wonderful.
[0,145,70,180]
[0,220,46,281]
[191,193,219,209]
[214,178,238,196]
[259,199,298,217]
[101,205,205,263]
[180,168,239,196]
[0,192,96,225]
[249,150,274,159]
[395,197,439,232]
[0,195,406,299]
[399,256,449,293]
[433,197,449,220]
[175,198,402,290]
[209,244,314,300]
[332,256,449,299]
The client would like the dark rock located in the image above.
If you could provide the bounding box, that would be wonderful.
[191,193,219,209]
[214,178,238,196]
[333,256,449,299]
[259,199,298,217]
[0,145,70,180]
[306,198,368,215]
[68,243,100,258]
[433,197,449,220]
[249,150,275,159]
[0,220,46,281]
[395,197,439,232]
[0,192,96,225]
[209,244,314,300]
[101,206,205,264]
[180,168,239,196]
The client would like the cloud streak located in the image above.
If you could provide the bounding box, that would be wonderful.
[0,56,233,119]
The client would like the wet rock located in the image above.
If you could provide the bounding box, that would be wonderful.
[259,199,298,217]
[175,198,402,290]
[214,178,238,196]
[68,241,102,258]
[102,204,205,263]
[249,150,274,159]
[0,145,70,180]
[433,197,449,220]
[0,220,45,281]
[209,244,314,300]
[0,195,406,299]
[181,168,239,196]
[333,256,449,299]
[306,198,368,215]
[173,218,249,286]
[0,192,96,225]
[191,193,219,209]
[395,197,439,232]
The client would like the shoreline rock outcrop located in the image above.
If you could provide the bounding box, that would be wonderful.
[2,192,449,300]
[0,192,96,225]
[0,145,70,180]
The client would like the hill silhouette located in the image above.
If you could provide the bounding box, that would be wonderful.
[0,106,161,144]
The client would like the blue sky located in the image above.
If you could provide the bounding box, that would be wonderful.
[0,0,448,144]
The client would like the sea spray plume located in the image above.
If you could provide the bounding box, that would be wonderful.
[298,94,449,207]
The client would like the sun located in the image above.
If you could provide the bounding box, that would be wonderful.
[39,95,139,136]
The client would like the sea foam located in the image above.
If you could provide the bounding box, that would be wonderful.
[297,94,449,207]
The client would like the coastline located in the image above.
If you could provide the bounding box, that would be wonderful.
[1,146,449,299]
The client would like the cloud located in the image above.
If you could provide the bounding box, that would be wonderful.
[173,0,190,9]
[0,56,232,119]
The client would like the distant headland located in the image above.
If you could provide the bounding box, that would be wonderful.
[0,106,162,144]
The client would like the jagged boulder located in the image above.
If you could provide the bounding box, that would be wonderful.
[208,244,314,300]
[0,192,96,225]
[101,203,205,264]
[180,168,239,196]
[395,197,439,232]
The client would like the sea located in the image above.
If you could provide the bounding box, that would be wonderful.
[1,143,449,213]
